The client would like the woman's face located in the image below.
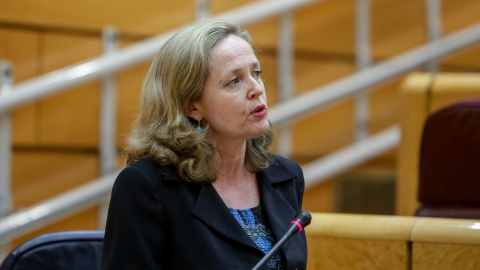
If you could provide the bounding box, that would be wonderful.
[188,34,269,144]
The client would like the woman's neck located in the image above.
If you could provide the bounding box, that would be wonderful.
[213,171,259,209]
[212,138,248,179]
[211,139,260,209]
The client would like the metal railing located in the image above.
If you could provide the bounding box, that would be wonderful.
[1,0,480,258]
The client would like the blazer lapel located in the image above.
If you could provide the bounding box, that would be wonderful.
[257,160,301,261]
[169,158,304,262]
[191,183,263,254]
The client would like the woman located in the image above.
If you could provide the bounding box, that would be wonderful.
[102,20,307,270]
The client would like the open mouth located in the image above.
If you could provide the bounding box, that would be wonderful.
[251,104,267,117]
[252,105,265,113]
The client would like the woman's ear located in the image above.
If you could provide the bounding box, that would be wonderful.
[185,101,201,121]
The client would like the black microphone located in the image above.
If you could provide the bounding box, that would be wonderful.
[251,211,312,270]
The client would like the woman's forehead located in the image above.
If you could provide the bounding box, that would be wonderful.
[210,36,258,70]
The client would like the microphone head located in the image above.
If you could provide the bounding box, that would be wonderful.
[295,211,312,227]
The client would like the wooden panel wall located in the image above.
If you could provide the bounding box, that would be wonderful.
[0,0,479,248]
[0,0,195,35]
[10,151,99,247]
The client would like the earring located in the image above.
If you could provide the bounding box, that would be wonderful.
[196,119,203,131]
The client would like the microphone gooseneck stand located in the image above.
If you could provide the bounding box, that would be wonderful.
[251,211,312,270]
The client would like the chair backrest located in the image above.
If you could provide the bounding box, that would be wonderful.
[416,99,480,218]
[0,231,104,270]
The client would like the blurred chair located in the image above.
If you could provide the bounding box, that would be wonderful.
[415,99,480,219]
[0,231,104,270]
[396,73,480,216]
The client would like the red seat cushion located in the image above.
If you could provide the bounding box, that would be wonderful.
[417,99,480,218]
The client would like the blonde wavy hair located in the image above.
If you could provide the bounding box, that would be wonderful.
[125,20,274,183]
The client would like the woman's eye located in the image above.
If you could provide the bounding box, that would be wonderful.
[227,78,239,86]
[253,70,263,78]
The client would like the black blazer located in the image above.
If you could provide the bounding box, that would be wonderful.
[102,154,307,270]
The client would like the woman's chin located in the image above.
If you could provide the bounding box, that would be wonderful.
[249,122,270,138]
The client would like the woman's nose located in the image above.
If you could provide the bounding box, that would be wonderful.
[247,79,265,99]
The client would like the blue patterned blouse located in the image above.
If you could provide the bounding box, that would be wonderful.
[229,205,286,270]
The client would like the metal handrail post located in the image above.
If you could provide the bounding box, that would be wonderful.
[426,0,442,72]
[99,27,119,177]
[196,0,210,21]
[0,61,13,258]
[0,62,13,218]
[98,26,118,229]
[277,11,294,158]
[354,0,371,142]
